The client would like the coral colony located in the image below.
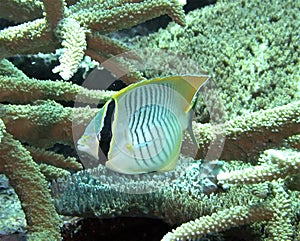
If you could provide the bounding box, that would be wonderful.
[0,0,299,241]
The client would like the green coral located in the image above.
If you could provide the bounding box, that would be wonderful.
[162,204,273,241]
[0,1,187,239]
[194,100,300,161]
[217,149,300,185]
[0,0,185,81]
[0,59,115,103]
[0,0,299,240]
[52,150,299,240]
[0,131,61,241]
[133,0,300,119]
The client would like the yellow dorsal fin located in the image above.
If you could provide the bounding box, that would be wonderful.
[113,75,209,112]
[155,75,209,112]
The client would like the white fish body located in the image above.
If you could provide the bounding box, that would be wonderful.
[77,75,208,174]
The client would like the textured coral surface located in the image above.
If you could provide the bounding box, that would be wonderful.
[0,0,299,241]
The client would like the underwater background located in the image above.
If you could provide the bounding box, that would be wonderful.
[0,0,299,240]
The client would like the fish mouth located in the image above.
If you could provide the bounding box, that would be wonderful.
[76,143,100,168]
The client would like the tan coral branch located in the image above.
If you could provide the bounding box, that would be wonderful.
[217,149,300,185]
[0,0,43,23]
[85,48,144,84]
[161,204,273,241]
[0,130,61,241]
[0,101,299,159]
[0,18,57,58]
[73,0,185,32]
[195,100,300,161]
[26,146,82,171]
[0,59,115,104]
[41,0,65,29]
[265,181,294,241]
[87,33,134,57]
[0,101,98,147]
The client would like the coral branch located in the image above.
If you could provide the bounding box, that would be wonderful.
[161,204,273,241]
[0,18,57,58]
[284,134,300,150]
[41,0,65,29]
[265,181,294,241]
[0,130,61,241]
[52,18,88,80]
[0,59,115,104]
[85,48,145,84]
[39,163,71,180]
[73,0,185,32]
[26,146,82,171]
[217,149,300,185]
[87,33,134,57]
[195,100,300,161]
[0,0,43,23]
[0,101,97,147]
[67,0,144,14]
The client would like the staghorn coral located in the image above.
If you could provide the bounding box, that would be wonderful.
[1,59,299,240]
[1,78,299,159]
[0,0,187,239]
[0,0,300,240]
[52,149,299,241]
[217,149,300,185]
[0,58,118,239]
[133,0,300,119]
[0,0,185,81]
[0,121,61,241]
[161,204,274,241]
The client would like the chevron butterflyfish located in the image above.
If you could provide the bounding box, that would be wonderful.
[77,75,209,174]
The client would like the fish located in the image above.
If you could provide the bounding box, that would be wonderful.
[77,75,209,174]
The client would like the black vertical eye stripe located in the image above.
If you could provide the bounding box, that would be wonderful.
[99,100,115,158]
